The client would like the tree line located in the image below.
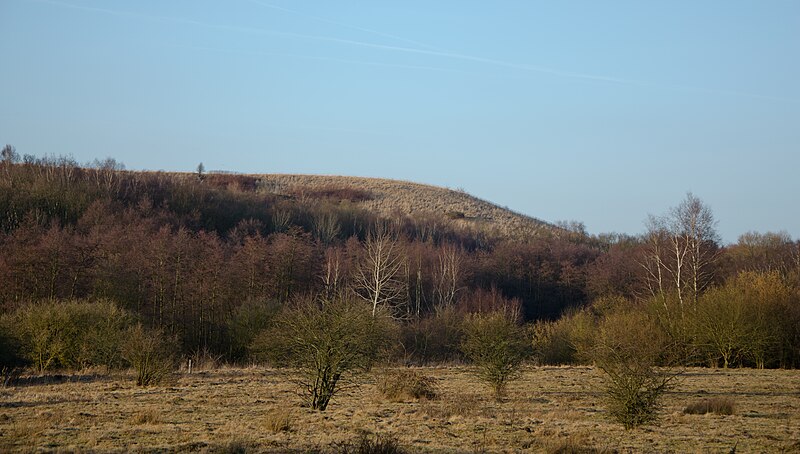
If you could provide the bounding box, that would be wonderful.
[1,149,799,369]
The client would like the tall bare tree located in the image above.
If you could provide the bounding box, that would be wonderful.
[639,216,668,301]
[640,193,720,306]
[353,226,406,317]
[433,244,464,310]
[673,193,720,303]
[312,210,341,246]
[320,246,345,299]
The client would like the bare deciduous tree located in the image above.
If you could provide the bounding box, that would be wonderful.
[673,193,720,303]
[1,144,19,163]
[320,246,345,299]
[91,157,125,191]
[312,210,341,245]
[433,244,464,310]
[640,193,720,306]
[353,226,406,317]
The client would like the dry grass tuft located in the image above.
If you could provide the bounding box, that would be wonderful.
[130,408,162,425]
[684,397,736,415]
[377,369,437,402]
[263,408,294,433]
[338,432,407,454]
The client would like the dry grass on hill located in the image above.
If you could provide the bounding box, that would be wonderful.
[256,174,557,239]
[2,366,798,452]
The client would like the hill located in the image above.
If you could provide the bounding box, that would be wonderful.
[253,174,558,239]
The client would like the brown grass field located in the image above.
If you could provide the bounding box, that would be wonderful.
[1,366,798,453]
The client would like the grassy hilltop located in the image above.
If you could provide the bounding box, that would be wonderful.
[255,174,557,239]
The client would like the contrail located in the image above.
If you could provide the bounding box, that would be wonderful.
[244,0,446,52]
[175,44,477,75]
[26,0,643,84]
[24,0,794,102]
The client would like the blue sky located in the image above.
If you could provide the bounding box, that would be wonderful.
[1,0,799,243]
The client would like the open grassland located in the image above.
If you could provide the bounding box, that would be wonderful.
[256,174,555,238]
[1,366,798,453]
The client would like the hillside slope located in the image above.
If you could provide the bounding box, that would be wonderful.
[254,174,557,239]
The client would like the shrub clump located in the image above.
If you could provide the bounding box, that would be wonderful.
[377,369,437,401]
[529,309,596,366]
[253,297,395,411]
[226,298,281,362]
[0,318,26,386]
[591,309,676,429]
[684,397,736,415]
[121,324,176,386]
[400,307,464,364]
[4,299,133,373]
[460,310,528,399]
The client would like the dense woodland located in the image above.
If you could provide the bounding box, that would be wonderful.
[1,149,799,370]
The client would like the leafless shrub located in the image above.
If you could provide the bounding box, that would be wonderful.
[337,432,407,454]
[253,297,395,411]
[121,324,176,387]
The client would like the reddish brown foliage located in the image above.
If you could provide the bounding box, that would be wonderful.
[289,184,374,203]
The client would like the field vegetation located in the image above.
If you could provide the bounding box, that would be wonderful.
[1,151,800,450]
[1,366,798,452]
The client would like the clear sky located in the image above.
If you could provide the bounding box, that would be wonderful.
[2,0,799,243]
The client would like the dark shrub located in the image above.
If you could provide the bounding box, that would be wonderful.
[0,319,26,386]
[226,298,280,362]
[401,307,464,364]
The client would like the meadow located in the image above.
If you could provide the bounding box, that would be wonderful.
[1,366,798,453]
